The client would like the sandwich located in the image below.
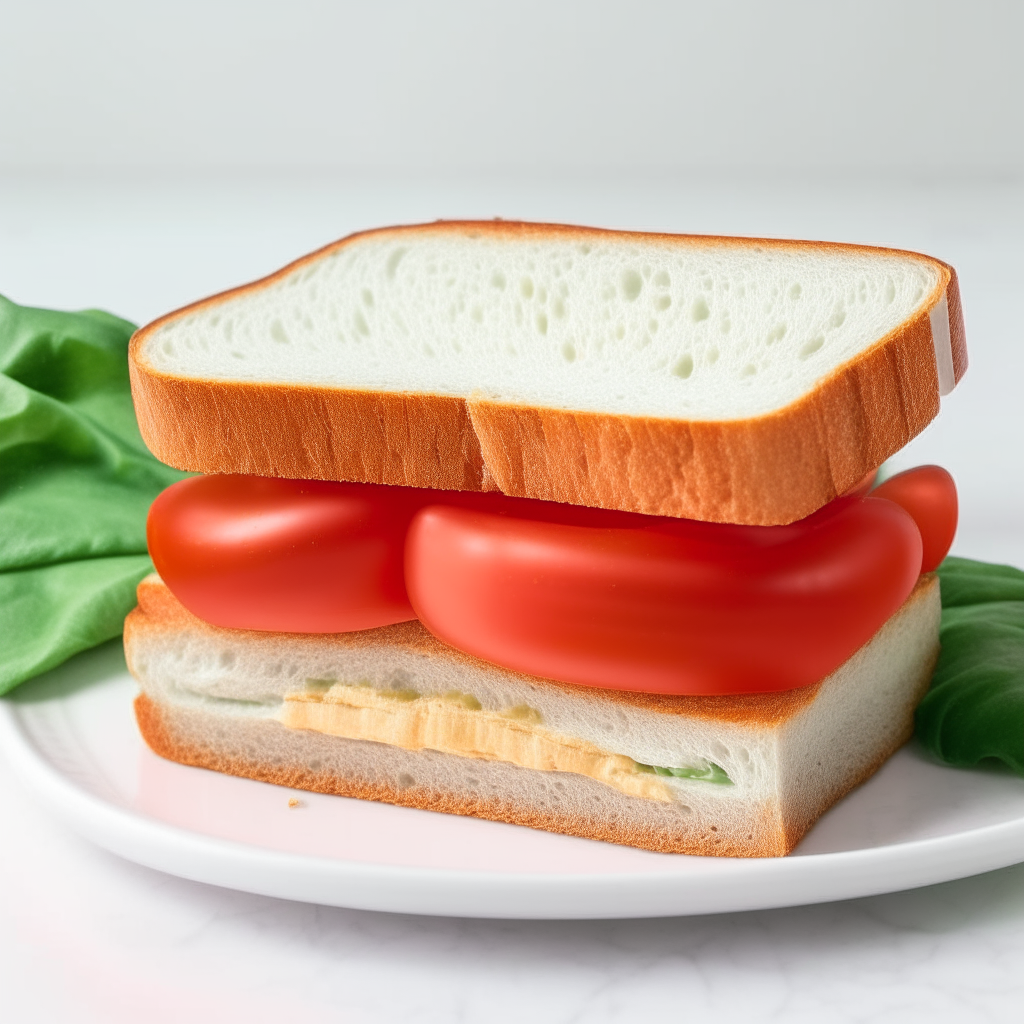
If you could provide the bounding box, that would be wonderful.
[124,221,966,857]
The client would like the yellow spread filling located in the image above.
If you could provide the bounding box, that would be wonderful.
[277,683,674,802]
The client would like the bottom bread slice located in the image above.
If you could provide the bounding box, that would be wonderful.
[126,574,941,857]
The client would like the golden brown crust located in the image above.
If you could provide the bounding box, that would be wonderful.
[129,376,486,492]
[134,691,790,857]
[129,221,957,525]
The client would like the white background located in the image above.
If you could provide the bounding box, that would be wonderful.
[2,0,1022,174]
[2,2,1024,1021]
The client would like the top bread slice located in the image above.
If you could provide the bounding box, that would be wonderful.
[129,221,967,525]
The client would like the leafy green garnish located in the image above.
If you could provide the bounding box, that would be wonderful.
[0,296,187,694]
[915,556,1024,773]
[635,760,732,784]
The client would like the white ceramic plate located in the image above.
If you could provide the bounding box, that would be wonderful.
[3,640,1024,920]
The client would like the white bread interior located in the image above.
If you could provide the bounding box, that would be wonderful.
[129,222,967,525]
[139,227,943,419]
[125,573,941,858]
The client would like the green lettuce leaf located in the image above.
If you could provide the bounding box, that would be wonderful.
[916,556,1024,773]
[0,296,187,694]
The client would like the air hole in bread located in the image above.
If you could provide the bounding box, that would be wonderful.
[800,336,824,359]
[621,270,643,301]
[672,354,694,379]
[270,319,290,345]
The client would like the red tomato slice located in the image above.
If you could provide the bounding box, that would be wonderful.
[147,477,653,634]
[871,465,958,572]
[148,475,421,633]
[405,496,923,695]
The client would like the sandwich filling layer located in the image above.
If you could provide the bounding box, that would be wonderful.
[277,682,730,802]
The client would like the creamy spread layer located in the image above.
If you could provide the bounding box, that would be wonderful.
[277,682,678,802]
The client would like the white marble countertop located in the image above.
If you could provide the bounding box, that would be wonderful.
[2,172,1024,1022]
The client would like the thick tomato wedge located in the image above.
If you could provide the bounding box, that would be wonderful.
[147,475,421,633]
[405,495,924,695]
[871,465,958,572]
